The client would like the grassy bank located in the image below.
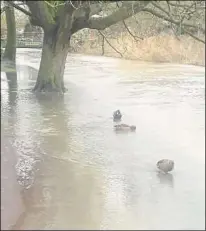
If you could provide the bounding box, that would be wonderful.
[73,34,205,67]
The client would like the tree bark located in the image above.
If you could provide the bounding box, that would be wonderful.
[3,5,16,62]
[33,31,70,93]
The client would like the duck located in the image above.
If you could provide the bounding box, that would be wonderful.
[156,159,174,173]
[113,109,122,121]
[114,124,136,131]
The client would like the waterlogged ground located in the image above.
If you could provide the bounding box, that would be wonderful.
[1,49,205,230]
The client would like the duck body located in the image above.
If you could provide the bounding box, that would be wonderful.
[113,110,122,121]
[114,124,136,131]
[157,159,174,173]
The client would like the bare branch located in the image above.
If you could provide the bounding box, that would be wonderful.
[100,33,105,55]
[167,1,205,10]
[98,30,123,57]
[142,7,205,32]
[142,3,205,42]
[115,2,142,42]
[69,1,78,10]
[151,1,182,39]
[7,1,32,17]
[122,20,143,41]
[182,28,205,44]
[151,1,171,17]
[88,1,151,30]
[158,1,181,39]
[25,1,56,31]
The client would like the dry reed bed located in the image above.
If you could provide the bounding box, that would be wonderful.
[75,34,205,66]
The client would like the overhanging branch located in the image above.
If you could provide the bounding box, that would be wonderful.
[7,1,32,17]
[142,6,205,43]
[122,20,143,41]
[25,1,56,31]
[182,28,205,44]
[151,1,171,17]
[115,2,142,42]
[98,30,123,57]
[88,1,151,30]
[142,7,205,32]
[167,1,206,10]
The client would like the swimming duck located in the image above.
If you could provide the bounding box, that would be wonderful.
[156,159,174,173]
[113,110,122,121]
[114,124,136,131]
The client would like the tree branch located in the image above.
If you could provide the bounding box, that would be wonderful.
[182,28,205,44]
[100,32,105,55]
[88,1,151,30]
[25,1,56,31]
[98,30,123,57]
[122,20,143,41]
[142,5,205,42]
[71,4,91,34]
[167,1,205,10]
[115,2,142,42]
[151,1,171,17]
[142,7,204,31]
[7,1,32,17]
[151,1,182,39]
[89,3,103,17]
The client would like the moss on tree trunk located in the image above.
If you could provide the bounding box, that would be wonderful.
[3,5,16,63]
[33,32,70,93]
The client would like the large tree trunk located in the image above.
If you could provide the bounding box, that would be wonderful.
[3,5,16,62]
[33,31,70,93]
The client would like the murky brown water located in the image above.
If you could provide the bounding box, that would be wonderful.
[1,49,205,230]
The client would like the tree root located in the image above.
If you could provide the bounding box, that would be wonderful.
[33,82,66,93]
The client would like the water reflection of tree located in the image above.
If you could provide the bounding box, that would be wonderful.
[4,68,18,168]
[4,67,18,147]
[5,68,18,113]
[17,65,38,89]
[15,94,104,229]
[2,68,25,230]
[1,135,25,230]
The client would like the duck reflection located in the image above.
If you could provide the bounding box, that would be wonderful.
[5,68,18,109]
[156,171,174,188]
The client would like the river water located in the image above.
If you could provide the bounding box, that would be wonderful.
[1,49,205,230]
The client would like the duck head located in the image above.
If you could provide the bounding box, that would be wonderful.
[113,110,122,120]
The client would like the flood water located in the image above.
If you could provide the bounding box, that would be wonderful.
[1,49,205,230]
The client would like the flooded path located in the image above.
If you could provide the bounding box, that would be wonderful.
[1,49,205,229]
